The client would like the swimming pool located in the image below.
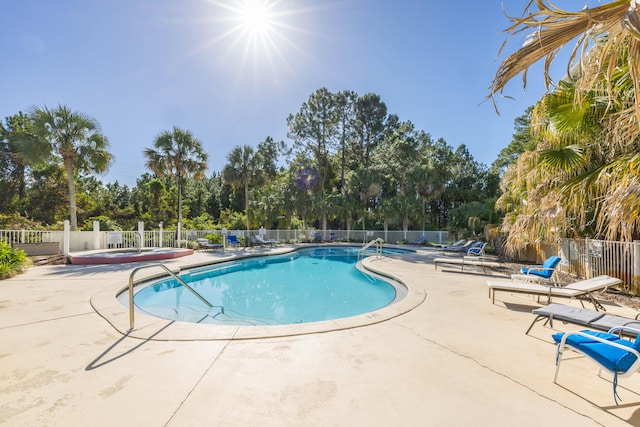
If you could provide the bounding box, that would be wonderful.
[127,247,407,326]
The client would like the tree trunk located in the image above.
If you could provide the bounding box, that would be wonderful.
[177,173,182,242]
[244,181,250,231]
[63,156,77,231]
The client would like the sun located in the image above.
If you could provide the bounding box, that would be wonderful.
[197,0,318,83]
[239,0,273,36]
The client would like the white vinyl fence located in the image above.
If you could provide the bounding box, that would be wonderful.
[3,223,640,291]
[559,238,640,292]
[0,224,449,255]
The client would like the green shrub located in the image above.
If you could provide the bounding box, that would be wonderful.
[205,234,223,244]
[0,241,31,279]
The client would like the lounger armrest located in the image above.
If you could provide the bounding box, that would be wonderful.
[608,326,640,336]
[558,331,640,357]
[522,267,556,274]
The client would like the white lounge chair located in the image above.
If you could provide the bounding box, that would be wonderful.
[434,256,501,274]
[552,326,640,405]
[196,238,223,251]
[525,303,640,335]
[487,275,622,310]
[510,255,562,284]
[255,235,278,246]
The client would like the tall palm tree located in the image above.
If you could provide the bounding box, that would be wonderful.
[490,0,640,124]
[144,127,208,239]
[489,0,640,251]
[222,145,263,231]
[26,105,111,230]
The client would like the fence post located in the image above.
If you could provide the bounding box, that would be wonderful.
[63,220,70,257]
[584,238,591,279]
[20,229,25,244]
[93,221,100,250]
[633,241,640,293]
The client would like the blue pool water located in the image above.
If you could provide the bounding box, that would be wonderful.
[130,247,406,326]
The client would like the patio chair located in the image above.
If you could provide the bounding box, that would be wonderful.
[487,275,622,310]
[247,235,265,247]
[434,256,501,274]
[409,234,428,246]
[196,238,223,251]
[227,235,242,247]
[313,232,325,243]
[443,240,475,254]
[525,303,640,336]
[465,242,487,257]
[552,327,640,405]
[255,235,278,247]
[511,256,561,283]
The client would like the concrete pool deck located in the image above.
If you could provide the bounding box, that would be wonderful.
[2,245,640,426]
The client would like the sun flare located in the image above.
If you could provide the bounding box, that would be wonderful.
[198,0,318,82]
[239,0,273,36]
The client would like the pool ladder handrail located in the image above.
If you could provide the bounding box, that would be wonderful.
[358,238,384,260]
[127,263,215,331]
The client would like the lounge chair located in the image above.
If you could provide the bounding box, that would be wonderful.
[434,256,501,274]
[196,238,223,251]
[465,242,487,257]
[552,326,640,404]
[443,240,475,254]
[410,234,428,246]
[313,232,324,243]
[247,235,265,247]
[510,256,561,283]
[525,303,640,335]
[255,235,278,246]
[487,275,622,310]
[227,235,242,247]
[435,239,465,249]
[330,232,338,242]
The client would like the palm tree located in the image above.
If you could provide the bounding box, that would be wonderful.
[489,1,640,252]
[144,127,208,240]
[490,0,640,125]
[26,105,111,230]
[222,145,263,231]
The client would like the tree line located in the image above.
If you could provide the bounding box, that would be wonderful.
[0,88,503,237]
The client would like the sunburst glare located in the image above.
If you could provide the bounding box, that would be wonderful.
[198,0,317,83]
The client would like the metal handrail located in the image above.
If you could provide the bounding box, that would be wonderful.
[358,238,384,260]
[128,263,214,331]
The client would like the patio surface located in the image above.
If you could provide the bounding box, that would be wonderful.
[2,245,640,426]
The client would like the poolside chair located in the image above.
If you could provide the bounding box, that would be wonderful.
[196,238,223,251]
[248,235,265,247]
[511,256,561,284]
[552,326,640,405]
[330,232,338,242]
[255,235,278,247]
[487,275,622,310]
[227,235,242,247]
[434,256,501,274]
[409,234,428,246]
[525,303,640,336]
[313,232,325,243]
[465,242,487,257]
[443,240,475,255]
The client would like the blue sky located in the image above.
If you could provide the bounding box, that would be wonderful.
[1,0,573,186]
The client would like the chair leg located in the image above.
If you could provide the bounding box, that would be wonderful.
[553,349,563,383]
[525,315,547,335]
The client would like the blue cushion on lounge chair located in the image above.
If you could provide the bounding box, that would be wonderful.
[521,256,561,278]
[552,329,640,404]
[552,330,639,373]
